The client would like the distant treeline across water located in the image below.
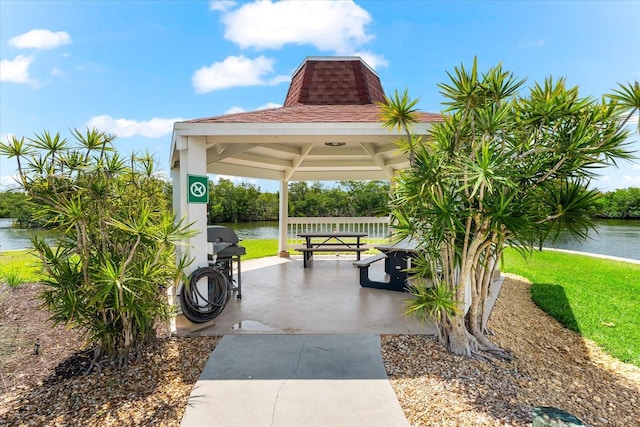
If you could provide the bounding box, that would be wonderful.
[3,185,638,230]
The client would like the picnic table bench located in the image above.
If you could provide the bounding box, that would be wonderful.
[353,239,418,292]
[295,232,368,268]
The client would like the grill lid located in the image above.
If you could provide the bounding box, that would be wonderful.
[207,225,240,244]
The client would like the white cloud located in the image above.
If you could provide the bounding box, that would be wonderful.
[224,102,281,115]
[192,55,288,93]
[50,67,62,76]
[86,115,185,138]
[632,164,640,171]
[225,106,245,114]
[258,102,281,110]
[354,51,389,70]
[221,0,373,53]
[9,29,71,50]
[268,74,291,86]
[210,0,236,12]
[0,55,34,83]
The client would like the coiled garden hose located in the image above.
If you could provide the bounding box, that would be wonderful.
[179,266,232,323]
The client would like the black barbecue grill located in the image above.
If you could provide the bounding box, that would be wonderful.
[207,225,246,299]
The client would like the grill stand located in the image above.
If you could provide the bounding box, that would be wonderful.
[207,225,245,300]
[209,254,242,299]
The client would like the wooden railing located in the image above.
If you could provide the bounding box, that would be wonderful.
[287,217,390,246]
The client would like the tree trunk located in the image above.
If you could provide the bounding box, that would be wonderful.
[441,248,512,361]
[444,315,473,357]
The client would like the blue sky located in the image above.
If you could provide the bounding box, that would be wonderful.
[1,0,639,193]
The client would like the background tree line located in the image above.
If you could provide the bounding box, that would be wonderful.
[1,179,391,227]
[206,179,390,223]
[0,190,42,227]
[3,181,637,226]
[594,187,640,218]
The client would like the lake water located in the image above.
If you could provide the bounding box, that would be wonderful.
[542,219,639,261]
[0,218,60,251]
[2,218,638,261]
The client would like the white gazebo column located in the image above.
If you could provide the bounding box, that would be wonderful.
[278,180,289,257]
[170,135,209,330]
[177,135,209,274]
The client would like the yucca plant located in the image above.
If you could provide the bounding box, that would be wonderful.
[0,129,195,371]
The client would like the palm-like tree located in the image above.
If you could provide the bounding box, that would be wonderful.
[607,81,640,133]
[378,89,422,165]
[386,60,636,360]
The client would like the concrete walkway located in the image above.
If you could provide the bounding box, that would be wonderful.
[180,334,409,427]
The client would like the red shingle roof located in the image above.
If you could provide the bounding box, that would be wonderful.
[184,57,442,124]
[283,58,386,106]
[185,104,441,124]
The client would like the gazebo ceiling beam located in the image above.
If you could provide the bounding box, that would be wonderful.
[206,143,256,164]
[207,163,284,181]
[300,159,377,168]
[291,170,389,181]
[284,143,314,182]
[231,152,293,168]
[386,156,410,167]
[309,147,370,156]
[262,143,306,155]
[377,142,402,153]
[360,142,394,179]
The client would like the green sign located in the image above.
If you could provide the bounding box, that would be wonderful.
[187,174,208,204]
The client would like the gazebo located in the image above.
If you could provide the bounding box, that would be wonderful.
[170,56,442,273]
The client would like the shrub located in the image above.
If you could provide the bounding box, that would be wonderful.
[0,129,194,369]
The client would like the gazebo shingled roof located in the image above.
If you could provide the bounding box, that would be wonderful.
[283,57,386,106]
[182,57,440,125]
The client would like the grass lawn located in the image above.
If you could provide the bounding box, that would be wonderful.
[501,248,640,367]
[0,240,281,284]
[0,240,282,286]
[0,250,44,284]
[242,239,278,260]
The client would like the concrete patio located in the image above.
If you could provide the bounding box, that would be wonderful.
[176,254,504,426]
[175,254,437,336]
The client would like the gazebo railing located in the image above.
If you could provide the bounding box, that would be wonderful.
[287,217,390,246]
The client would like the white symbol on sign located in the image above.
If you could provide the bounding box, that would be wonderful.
[190,181,207,198]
